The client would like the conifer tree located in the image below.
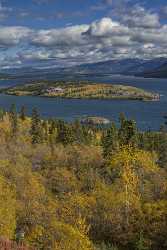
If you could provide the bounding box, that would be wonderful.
[57,121,75,145]
[20,105,26,121]
[158,125,167,169]
[49,119,56,135]
[73,119,87,144]
[0,108,5,121]
[30,108,42,144]
[118,114,138,146]
[9,104,18,137]
[101,122,118,158]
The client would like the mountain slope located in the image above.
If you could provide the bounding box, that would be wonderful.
[67,58,167,75]
[142,62,167,78]
[1,58,167,78]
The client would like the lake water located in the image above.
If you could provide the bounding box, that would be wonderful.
[0,74,167,130]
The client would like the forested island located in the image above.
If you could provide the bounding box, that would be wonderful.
[0,105,167,250]
[0,81,159,101]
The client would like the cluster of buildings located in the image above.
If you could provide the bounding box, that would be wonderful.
[45,87,64,94]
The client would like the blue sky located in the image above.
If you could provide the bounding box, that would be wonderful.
[0,0,167,68]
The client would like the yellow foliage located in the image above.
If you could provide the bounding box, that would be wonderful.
[108,146,159,198]
[28,220,94,250]
[0,175,16,238]
[109,145,158,174]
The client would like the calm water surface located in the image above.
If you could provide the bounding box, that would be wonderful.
[0,74,167,130]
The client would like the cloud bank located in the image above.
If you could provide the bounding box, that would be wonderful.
[0,4,167,68]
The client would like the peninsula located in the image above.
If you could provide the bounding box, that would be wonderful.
[1,81,159,101]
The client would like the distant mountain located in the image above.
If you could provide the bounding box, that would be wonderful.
[1,57,167,79]
[63,58,167,76]
[0,72,12,79]
[141,62,167,78]
[68,58,146,75]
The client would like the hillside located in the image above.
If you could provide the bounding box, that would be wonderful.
[1,58,167,79]
[1,81,157,101]
[0,107,167,250]
[68,58,167,76]
[141,62,167,78]
[0,73,12,80]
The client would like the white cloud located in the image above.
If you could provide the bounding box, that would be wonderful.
[122,5,160,29]
[84,18,120,37]
[0,4,167,68]
[32,25,89,47]
[0,26,32,47]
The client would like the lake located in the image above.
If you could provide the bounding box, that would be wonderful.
[0,74,167,130]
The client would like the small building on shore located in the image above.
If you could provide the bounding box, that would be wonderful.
[46,87,64,94]
[153,93,160,101]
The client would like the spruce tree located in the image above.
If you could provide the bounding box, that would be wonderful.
[30,108,42,144]
[56,121,75,145]
[9,104,18,137]
[49,119,56,135]
[158,126,167,169]
[0,108,5,121]
[101,122,118,158]
[20,105,26,121]
[118,113,138,146]
[73,119,86,144]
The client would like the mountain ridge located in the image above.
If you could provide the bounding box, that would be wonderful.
[1,57,167,79]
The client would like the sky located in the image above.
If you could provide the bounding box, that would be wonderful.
[0,0,167,68]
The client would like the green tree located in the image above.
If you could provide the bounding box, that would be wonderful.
[158,126,167,169]
[118,114,138,146]
[30,108,42,144]
[19,105,26,121]
[101,122,118,158]
[9,104,18,137]
[0,108,5,121]
[57,121,75,145]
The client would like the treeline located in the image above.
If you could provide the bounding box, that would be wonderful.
[0,105,167,250]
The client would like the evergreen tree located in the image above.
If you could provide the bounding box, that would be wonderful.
[48,119,56,136]
[9,104,18,137]
[47,119,57,152]
[101,122,118,158]
[57,121,75,145]
[0,108,5,121]
[73,119,88,144]
[158,126,167,169]
[19,105,26,121]
[118,114,138,146]
[30,108,42,144]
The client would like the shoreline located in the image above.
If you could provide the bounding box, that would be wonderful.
[0,81,158,102]
[0,93,158,102]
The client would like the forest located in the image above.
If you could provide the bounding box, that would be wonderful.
[0,105,167,250]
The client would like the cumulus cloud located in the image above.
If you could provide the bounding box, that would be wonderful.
[0,26,32,47]
[32,25,89,47]
[122,5,160,29]
[0,4,167,68]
